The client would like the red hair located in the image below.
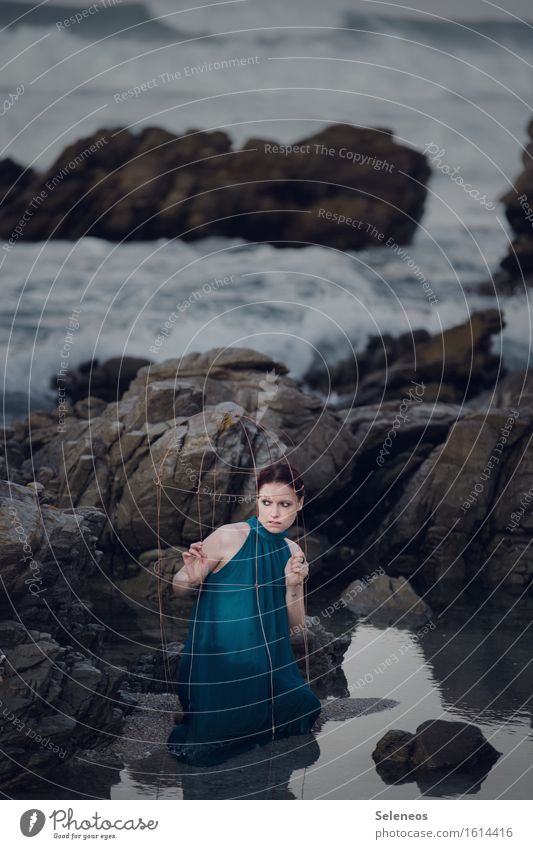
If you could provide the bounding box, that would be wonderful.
[256,461,305,500]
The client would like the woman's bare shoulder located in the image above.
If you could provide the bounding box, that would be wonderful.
[210,522,251,573]
[218,522,250,534]
[216,522,250,552]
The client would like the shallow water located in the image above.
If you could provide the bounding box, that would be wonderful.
[8,585,532,800]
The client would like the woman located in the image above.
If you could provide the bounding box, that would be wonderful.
[166,461,322,767]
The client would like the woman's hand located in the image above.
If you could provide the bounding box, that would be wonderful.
[182,541,210,586]
[284,551,309,587]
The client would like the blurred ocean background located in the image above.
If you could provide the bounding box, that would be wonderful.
[1,0,532,421]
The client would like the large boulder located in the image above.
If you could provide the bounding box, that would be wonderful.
[313,358,533,602]
[13,347,357,552]
[0,124,429,249]
[371,408,533,603]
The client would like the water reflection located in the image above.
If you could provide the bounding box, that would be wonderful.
[7,594,532,799]
[133,734,321,800]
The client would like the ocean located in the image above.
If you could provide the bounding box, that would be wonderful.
[1,1,531,419]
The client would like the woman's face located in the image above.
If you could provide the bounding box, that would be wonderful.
[257,482,303,533]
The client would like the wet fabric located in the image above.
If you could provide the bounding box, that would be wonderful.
[166,515,321,767]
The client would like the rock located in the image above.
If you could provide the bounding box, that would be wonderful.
[312,696,399,731]
[290,618,351,698]
[371,408,533,603]
[0,157,36,197]
[0,481,106,640]
[0,623,126,791]
[311,359,533,603]
[18,347,357,550]
[340,574,433,627]
[0,124,430,250]
[106,545,188,645]
[372,719,500,784]
[0,481,131,788]
[309,399,471,569]
[305,309,505,406]
[467,367,533,414]
[372,729,414,767]
[409,720,500,770]
[487,116,533,292]
[0,424,26,484]
[25,481,45,496]
[51,355,153,404]
[133,640,184,694]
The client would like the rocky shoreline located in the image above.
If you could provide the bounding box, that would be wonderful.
[1,304,532,791]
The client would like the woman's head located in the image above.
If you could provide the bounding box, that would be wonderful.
[255,461,305,533]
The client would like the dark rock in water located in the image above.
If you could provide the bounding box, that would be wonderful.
[305,309,505,406]
[50,355,153,404]
[481,117,533,293]
[409,720,500,771]
[373,719,501,788]
[372,729,414,767]
[290,618,351,698]
[340,574,433,627]
[0,124,429,249]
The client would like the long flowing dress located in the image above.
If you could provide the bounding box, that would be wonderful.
[166,514,322,767]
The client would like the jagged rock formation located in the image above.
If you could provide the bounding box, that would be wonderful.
[0,124,429,249]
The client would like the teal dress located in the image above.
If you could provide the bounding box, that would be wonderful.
[166,515,321,767]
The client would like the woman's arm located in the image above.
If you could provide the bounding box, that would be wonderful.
[172,528,223,597]
[286,581,306,633]
[284,543,309,632]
